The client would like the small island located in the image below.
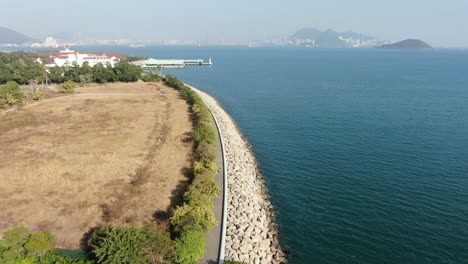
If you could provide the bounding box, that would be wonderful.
[377,39,432,50]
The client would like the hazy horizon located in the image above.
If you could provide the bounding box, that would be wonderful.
[2,0,468,47]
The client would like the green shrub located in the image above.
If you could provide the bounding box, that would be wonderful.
[163,75,184,89]
[193,122,216,145]
[164,76,220,264]
[59,81,77,94]
[189,174,219,197]
[171,204,216,233]
[193,160,217,177]
[192,103,211,123]
[24,231,55,257]
[196,143,217,162]
[173,225,206,264]
[90,226,150,264]
[140,72,161,82]
[147,231,175,264]
[32,88,46,100]
[0,227,72,263]
[184,180,219,207]
[0,81,23,108]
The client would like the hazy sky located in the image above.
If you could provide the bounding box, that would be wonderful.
[2,0,468,47]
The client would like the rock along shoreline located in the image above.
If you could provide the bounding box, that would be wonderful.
[189,85,286,264]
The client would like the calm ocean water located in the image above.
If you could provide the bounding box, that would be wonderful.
[90,46,468,263]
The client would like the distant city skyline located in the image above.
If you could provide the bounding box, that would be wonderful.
[1,0,468,47]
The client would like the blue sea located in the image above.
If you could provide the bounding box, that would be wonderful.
[89,46,468,263]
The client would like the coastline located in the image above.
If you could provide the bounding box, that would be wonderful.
[188,85,285,264]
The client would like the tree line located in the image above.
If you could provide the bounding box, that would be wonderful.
[47,61,145,85]
[0,51,153,86]
[0,52,160,109]
[0,52,46,85]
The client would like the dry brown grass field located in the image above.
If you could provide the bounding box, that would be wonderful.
[0,81,193,248]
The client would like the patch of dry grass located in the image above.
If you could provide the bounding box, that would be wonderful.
[0,82,193,248]
[0,112,40,135]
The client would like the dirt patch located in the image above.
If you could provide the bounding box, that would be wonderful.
[0,81,193,248]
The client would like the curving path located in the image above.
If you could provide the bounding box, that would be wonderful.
[199,95,227,264]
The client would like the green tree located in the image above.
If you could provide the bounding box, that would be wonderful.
[0,62,14,84]
[80,62,93,75]
[92,63,116,83]
[24,231,54,258]
[0,227,30,261]
[0,227,68,263]
[48,66,64,83]
[113,60,142,82]
[90,226,150,264]
[63,64,81,82]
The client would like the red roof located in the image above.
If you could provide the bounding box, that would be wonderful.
[107,53,119,58]
[83,55,116,60]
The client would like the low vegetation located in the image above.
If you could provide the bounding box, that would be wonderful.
[90,226,151,264]
[0,227,92,264]
[164,75,219,263]
[0,81,23,109]
[140,72,162,82]
[59,80,77,94]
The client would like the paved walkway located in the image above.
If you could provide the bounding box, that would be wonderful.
[200,116,225,264]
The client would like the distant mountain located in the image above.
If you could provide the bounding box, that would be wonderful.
[0,26,34,44]
[291,28,323,40]
[377,39,432,50]
[51,32,132,43]
[51,32,80,42]
[289,28,385,48]
[292,28,375,41]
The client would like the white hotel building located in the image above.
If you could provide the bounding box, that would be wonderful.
[47,47,119,68]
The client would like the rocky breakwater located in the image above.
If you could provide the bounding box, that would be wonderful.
[190,86,285,264]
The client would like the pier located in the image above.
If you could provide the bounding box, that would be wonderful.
[133,58,213,70]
